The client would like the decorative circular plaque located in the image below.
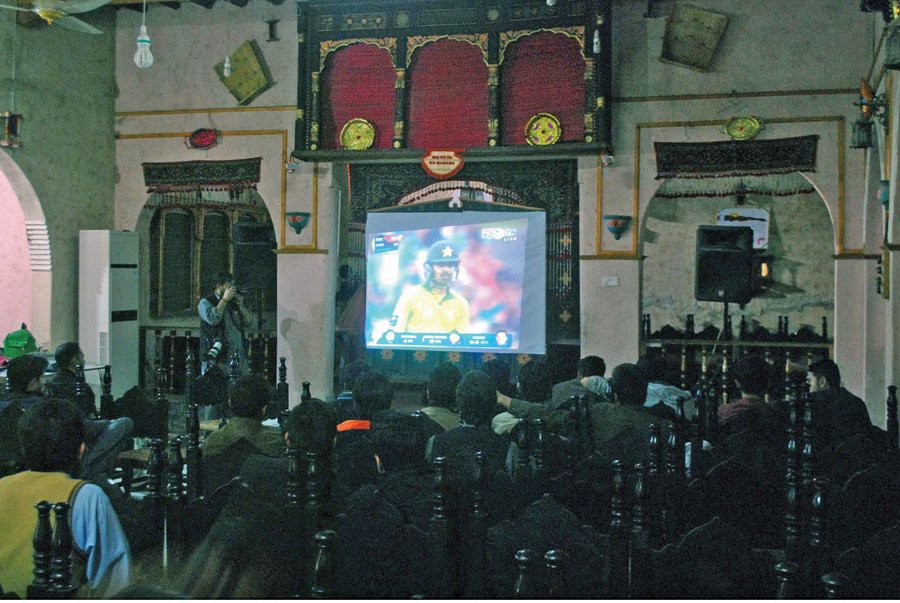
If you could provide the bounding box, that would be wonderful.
[525,113,562,146]
[339,118,375,150]
[723,116,762,141]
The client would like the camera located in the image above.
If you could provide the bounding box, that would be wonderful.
[207,339,223,361]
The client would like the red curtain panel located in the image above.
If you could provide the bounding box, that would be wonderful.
[320,43,396,150]
[407,39,489,150]
[501,31,586,146]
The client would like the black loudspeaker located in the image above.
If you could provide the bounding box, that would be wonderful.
[694,226,754,304]
[233,221,277,290]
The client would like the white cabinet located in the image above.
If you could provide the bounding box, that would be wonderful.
[79,230,139,399]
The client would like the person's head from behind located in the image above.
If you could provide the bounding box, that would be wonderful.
[18,398,85,474]
[284,398,337,456]
[456,370,498,428]
[577,355,606,379]
[481,359,512,396]
[7,354,48,394]
[517,359,552,403]
[423,240,461,289]
[807,358,840,394]
[341,360,371,392]
[636,351,678,385]
[733,356,769,398]
[427,362,462,409]
[54,342,84,375]
[353,370,393,419]
[228,374,273,420]
[611,363,648,407]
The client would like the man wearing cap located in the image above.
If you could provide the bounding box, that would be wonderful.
[390,240,470,334]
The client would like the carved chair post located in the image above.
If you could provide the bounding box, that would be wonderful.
[607,460,629,598]
[688,421,704,480]
[429,456,455,598]
[512,549,537,599]
[164,437,186,572]
[804,477,831,596]
[887,385,898,450]
[311,529,337,599]
[544,549,562,598]
[167,330,177,393]
[775,561,801,599]
[629,462,651,599]
[49,502,76,597]
[465,451,487,599]
[277,357,289,416]
[304,451,323,533]
[185,403,202,502]
[100,365,113,419]
[27,501,53,598]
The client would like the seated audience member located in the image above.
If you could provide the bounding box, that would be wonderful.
[238,398,338,501]
[807,357,873,440]
[418,361,462,430]
[426,370,510,473]
[1,355,132,484]
[517,359,553,407]
[551,355,609,409]
[481,358,516,397]
[717,355,780,437]
[713,355,784,484]
[589,363,672,446]
[637,352,695,420]
[0,399,131,598]
[336,370,394,443]
[46,342,96,417]
[203,374,283,458]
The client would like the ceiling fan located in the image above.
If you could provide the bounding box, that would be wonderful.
[0,0,113,34]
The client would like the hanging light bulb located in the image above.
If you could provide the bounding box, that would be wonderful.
[223,56,232,78]
[134,0,153,69]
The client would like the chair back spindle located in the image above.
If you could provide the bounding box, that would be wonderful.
[544,549,562,598]
[311,529,337,599]
[429,456,455,598]
[28,501,54,597]
[465,451,487,598]
[630,462,651,598]
[185,404,202,502]
[100,365,113,419]
[607,460,629,597]
[887,385,898,450]
[512,549,537,599]
[49,502,76,597]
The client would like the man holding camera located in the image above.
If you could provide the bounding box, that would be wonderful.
[198,271,253,374]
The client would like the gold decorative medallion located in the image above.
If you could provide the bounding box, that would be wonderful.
[339,118,375,150]
[525,112,562,146]
[723,116,762,141]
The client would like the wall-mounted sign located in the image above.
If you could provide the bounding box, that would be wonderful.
[421,150,464,179]
[716,207,770,249]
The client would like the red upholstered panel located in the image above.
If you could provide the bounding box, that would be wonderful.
[407,40,489,149]
[500,32,586,145]
[320,44,396,150]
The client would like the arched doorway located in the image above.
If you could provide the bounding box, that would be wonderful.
[0,153,51,347]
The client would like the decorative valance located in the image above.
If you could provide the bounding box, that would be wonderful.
[142,158,262,193]
[654,135,818,179]
[654,173,817,199]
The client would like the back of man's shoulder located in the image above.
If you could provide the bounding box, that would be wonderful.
[551,379,599,408]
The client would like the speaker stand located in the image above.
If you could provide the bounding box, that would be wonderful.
[721,302,732,342]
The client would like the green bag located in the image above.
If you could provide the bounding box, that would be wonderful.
[3,324,37,359]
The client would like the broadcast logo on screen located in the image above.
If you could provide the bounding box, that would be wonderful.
[481,227,518,242]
